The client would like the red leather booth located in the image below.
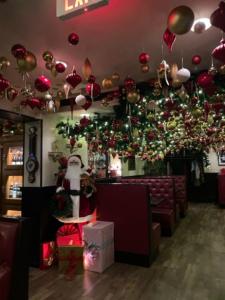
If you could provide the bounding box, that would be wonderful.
[218,174,225,206]
[95,183,161,267]
[0,217,30,300]
[118,178,176,235]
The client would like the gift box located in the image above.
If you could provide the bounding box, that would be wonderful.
[58,245,84,280]
[40,241,56,270]
[83,221,114,273]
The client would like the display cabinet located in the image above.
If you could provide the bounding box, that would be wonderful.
[0,136,23,216]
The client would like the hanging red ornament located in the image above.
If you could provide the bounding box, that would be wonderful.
[163,28,176,51]
[26,98,43,110]
[68,33,79,45]
[192,55,202,65]
[42,51,54,63]
[70,137,76,147]
[6,87,18,101]
[0,74,10,92]
[204,84,217,96]
[85,82,101,98]
[82,99,92,110]
[66,69,82,89]
[212,39,225,64]
[197,72,214,88]
[80,116,91,127]
[139,52,150,64]
[35,75,51,92]
[108,139,116,149]
[210,1,225,33]
[11,44,26,59]
[88,75,96,83]
[124,77,135,91]
[55,62,66,73]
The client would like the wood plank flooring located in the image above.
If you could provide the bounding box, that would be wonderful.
[29,203,225,300]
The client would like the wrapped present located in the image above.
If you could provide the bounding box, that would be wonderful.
[83,221,114,273]
[57,224,83,246]
[58,245,83,280]
[40,241,56,270]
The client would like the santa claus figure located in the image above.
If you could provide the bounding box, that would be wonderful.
[54,155,96,224]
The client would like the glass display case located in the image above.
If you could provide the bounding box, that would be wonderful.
[0,136,23,216]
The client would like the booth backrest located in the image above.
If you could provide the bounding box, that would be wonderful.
[118,178,175,210]
[95,183,152,256]
[0,217,30,300]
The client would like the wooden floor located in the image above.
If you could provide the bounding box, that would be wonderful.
[29,203,225,300]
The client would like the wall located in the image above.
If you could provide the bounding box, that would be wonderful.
[205,148,224,174]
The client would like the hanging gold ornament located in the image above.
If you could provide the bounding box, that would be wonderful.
[42,51,54,63]
[170,63,178,80]
[102,78,113,89]
[17,51,37,72]
[112,72,120,82]
[141,64,150,73]
[54,97,61,111]
[0,57,10,71]
[132,128,139,138]
[172,79,182,88]
[82,58,92,80]
[127,90,140,104]
[167,6,195,35]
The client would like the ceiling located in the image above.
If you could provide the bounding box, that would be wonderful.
[0,0,222,92]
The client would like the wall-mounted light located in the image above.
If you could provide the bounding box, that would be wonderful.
[191,18,211,33]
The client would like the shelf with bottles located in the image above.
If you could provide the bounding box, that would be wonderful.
[6,146,23,167]
[6,175,23,200]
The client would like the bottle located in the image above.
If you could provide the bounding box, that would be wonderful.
[9,184,13,198]
[12,183,17,198]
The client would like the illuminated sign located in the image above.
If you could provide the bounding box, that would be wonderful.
[57,0,109,20]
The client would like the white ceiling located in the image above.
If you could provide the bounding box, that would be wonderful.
[0,0,222,92]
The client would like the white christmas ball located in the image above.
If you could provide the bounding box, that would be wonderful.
[75,94,86,106]
[176,68,191,83]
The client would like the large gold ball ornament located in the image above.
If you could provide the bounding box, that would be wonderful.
[127,91,140,104]
[42,51,54,63]
[167,6,195,35]
[17,51,37,72]
[102,78,113,89]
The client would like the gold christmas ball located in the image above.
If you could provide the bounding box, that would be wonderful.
[112,72,120,82]
[127,91,140,104]
[0,56,10,71]
[172,79,182,88]
[141,64,150,73]
[102,78,113,89]
[170,64,178,80]
[167,120,177,130]
[192,108,202,118]
[77,142,83,148]
[54,98,61,111]
[17,51,37,72]
[42,51,54,63]
[168,5,195,35]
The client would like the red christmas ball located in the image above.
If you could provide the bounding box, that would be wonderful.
[108,139,116,148]
[212,39,225,64]
[124,77,135,91]
[55,62,66,73]
[139,52,150,64]
[88,75,96,83]
[26,98,43,109]
[80,116,91,127]
[35,75,51,92]
[70,137,76,147]
[82,99,92,110]
[11,44,26,59]
[192,55,202,65]
[0,74,10,92]
[66,70,82,88]
[197,72,213,88]
[85,82,101,97]
[68,33,79,45]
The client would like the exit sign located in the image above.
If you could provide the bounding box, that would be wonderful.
[57,0,109,20]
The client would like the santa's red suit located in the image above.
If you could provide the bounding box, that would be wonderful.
[56,155,96,224]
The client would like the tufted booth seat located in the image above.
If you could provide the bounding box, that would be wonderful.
[0,217,30,300]
[95,183,161,267]
[118,178,177,235]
